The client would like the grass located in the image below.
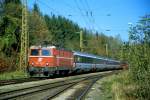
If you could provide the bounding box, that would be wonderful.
[99,71,136,100]
[0,70,28,80]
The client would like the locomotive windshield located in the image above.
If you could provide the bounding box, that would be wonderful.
[31,49,39,56]
[42,49,51,56]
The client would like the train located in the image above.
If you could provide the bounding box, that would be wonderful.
[27,46,128,77]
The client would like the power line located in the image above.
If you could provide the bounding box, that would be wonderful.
[81,1,92,21]
[80,0,94,30]
[76,0,98,32]
[36,0,98,32]
[54,0,80,15]
[80,0,108,33]
[37,0,61,16]
[84,0,95,29]
[50,0,86,20]
[36,0,107,33]
[74,0,92,30]
[82,0,100,33]
[81,0,93,19]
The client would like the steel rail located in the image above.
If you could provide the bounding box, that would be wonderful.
[77,77,99,100]
[0,78,43,86]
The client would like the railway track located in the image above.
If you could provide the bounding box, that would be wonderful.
[0,78,45,86]
[0,71,119,100]
[50,76,99,100]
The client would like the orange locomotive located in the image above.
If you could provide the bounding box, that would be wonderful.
[28,46,74,77]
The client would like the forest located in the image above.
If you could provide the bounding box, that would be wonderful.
[0,0,150,99]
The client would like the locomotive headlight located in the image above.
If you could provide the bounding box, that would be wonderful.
[31,62,34,66]
[46,62,49,66]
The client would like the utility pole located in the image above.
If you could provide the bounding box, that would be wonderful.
[80,30,84,52]
[20,0,28,70]
[121,44,124,61]
[105,43,108,56]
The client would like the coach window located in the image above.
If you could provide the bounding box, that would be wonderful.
[31,49,39,56]
[99,59,103,64]
[77,56,81,63]
[42,49,50,56]
[82,57,86,63]
[87,57,92,63]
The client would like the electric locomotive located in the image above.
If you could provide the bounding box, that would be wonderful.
[28,46,73,77]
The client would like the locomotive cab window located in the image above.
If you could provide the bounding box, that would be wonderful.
[42,49,51,56]
[31,49,39,56]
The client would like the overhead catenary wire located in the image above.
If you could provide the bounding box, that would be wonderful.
[80,0,95,32]
[74,0,92,30]
[35,0,126,33]
[85,0,96,31]
[79,0,94,31]
[77,0,102,33]
[37,0,61,16]
[35,0,99,32]
[81,0,112,33]
[81,0,102,33]
[52,0,81,15]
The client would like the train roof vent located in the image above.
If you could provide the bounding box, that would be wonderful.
[42,46,56,49]
[30,46,41,49]
[30,45,56,49]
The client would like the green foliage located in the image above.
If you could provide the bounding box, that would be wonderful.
[128,14,150,99]
[3,0,21,4]
[28,11,49,45]
[0,70,28,80]
[119,42,130,61]
[43,14,81,49]
[0,0,21,71]
[99,71,132,100]
[84,31,122,58]
[0,1,21,56]
[33,3,40,15]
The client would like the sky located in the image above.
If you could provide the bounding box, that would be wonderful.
[28,0,150,41]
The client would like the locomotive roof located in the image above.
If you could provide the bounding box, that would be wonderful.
[30,46,56,49]
[73,51,120,62]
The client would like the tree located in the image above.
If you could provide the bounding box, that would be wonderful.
[0,0,22,70]
[33,3,41,16]
[128,14,150,99]
[0,0,22,56]
[44,14,81,49]
[28,3,49,45]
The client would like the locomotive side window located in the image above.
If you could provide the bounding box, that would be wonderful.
[31,49,39,56]
[42,49,50,56]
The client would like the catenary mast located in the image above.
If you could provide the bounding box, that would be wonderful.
[20,0,28,70]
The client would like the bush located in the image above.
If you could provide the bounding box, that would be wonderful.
[129,44,150,99]
[0,70,28,80]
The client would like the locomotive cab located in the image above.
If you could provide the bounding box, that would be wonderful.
[28,46,56,77]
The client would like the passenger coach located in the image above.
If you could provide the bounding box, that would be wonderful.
[73,51,121,73]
